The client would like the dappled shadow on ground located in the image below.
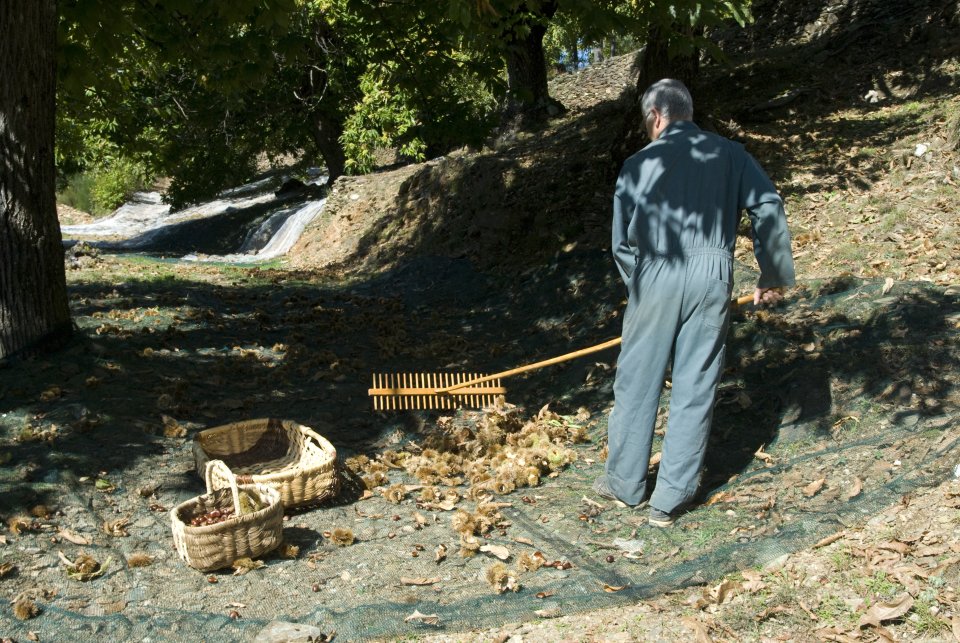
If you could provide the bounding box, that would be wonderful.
[0,250,957,638]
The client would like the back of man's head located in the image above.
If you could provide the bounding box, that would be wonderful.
[641,79,694,123]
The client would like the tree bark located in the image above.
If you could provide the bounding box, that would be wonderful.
[0,1,72,359]
[312,112,346,184]
[611,25,701,174]
[502,0,565,123]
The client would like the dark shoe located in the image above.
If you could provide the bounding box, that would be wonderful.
[648,507,675,528]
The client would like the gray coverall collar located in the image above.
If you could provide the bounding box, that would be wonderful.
[659,120,700,138]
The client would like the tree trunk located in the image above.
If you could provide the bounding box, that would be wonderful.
[502,1,565,123]
[0,1,72,359]
[569,38,579,71]
[312,112,346,184]
[611,25,701,175]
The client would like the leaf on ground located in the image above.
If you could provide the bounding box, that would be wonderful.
[741,569,767,593]
[404,609,441,626]
[858,593,913,628]
[815,626,861,642]
[803,478,826,497]
[881,277,895,295]
[0,562,15,578]
[602,584,629,592]
[754,445,774,465]
[709,579,740,604]
[845,477,863,500]
[534,607,562,618]
[680,616,713,642]
[877,541,910,556]
[479,544,511,561]
[812,532,845,549]
[400,577,440,586]
[58,529,90,545]
[95,478,116,493]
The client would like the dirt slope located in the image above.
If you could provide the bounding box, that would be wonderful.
[282,1,960,640]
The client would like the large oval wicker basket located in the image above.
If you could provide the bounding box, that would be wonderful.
[193,418,339,509]
[170,460,283,572]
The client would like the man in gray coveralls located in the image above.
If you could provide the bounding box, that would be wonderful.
[594,79,796,527]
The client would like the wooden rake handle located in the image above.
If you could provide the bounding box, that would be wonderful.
[436,293,755,394]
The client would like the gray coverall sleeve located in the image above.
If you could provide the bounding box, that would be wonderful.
[612,172,636,284]
[739,154,796,288]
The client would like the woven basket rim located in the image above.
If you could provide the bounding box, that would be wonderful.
[193,418,337,475]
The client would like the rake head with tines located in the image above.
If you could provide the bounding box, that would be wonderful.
[368,372,507,410]
[368,293,758,411]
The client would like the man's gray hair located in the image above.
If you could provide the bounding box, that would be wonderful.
[641,79,694,122]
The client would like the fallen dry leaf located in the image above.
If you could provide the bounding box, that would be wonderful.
[58,529,91,545]
[400,577,440,586]
[536,591,555,599]
[754,445,774,465]
[602,584,629,592]
[803,478,826,497]
[404,609,441,626]
[709,579,739,604]
[858,593,913,628]
[882,277,895,295]
[845,477,863,500]
[681,616,713,642]
[534,607,562,618]
[812,532,846,549]
[815,626,860,642]
[479,544,511,561]
[0,562,16,578]
[435,543,447,563]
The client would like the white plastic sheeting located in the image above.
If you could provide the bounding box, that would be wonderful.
[61,176,327,263]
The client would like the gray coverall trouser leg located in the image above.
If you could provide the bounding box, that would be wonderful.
[605,249,732,512]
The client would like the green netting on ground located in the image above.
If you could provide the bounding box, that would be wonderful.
[1,276,957,641]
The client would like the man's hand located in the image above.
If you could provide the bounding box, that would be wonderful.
[754,287,784,306]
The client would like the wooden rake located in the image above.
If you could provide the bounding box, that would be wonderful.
[369,293,755,411]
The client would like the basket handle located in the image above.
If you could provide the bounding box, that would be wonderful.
[204,459,242,516]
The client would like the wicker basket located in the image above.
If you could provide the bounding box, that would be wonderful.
[170,460,283,572]
[193,418,339,509]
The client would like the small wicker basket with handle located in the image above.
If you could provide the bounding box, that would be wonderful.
[193,418,339,509]
[170,460,283,572]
